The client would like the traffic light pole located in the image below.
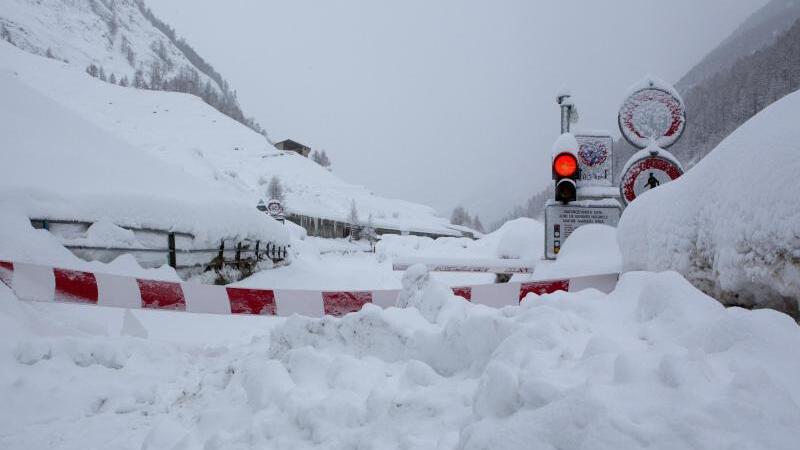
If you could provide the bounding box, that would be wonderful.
[557,91,573,134]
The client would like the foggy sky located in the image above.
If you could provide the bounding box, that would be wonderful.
[147,0,767,224]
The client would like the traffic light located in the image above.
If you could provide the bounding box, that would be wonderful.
[553,152,578,203]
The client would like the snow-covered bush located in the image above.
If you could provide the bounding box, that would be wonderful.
[618,90,800,316]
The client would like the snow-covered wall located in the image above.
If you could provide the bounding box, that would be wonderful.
[618,89,800,316]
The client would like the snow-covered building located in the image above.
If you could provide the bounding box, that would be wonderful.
[274,139,312,158]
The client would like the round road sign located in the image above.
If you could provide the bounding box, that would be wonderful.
[620,154,683,205]
[619,86,686,149]
[267,199,284,217]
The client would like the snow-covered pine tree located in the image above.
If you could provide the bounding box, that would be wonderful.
[450,206,467,226]
[267,176,285,202]
[319,150,331,168]
[119,75,129,87]
[1,24,13,44]
[473,215,485,233]
[109,73,117,84]
[348,200,360,225]
[133,69,147,89]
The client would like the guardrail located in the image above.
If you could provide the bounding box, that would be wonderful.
[30,219,289,273]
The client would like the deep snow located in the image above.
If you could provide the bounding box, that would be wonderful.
[2,263,799,449]
[618,87,800,316]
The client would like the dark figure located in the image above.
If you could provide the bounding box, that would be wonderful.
[645,172,660,190]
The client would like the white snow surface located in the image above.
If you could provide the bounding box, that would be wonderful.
[551,132,578,157]
[2,264,800,449]
[0,41,457,236]
[618,88,800,313]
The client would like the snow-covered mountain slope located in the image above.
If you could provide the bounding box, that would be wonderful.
[1,0,176,79]
[0,0,262,132]
[0,55,287,247]
[676,0,800,92]
[0,41,457,236]
[618,88,800,316]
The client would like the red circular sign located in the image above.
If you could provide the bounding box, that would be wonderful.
[620,155,683,205]
[619,88,686,149]
[267,200,284,216]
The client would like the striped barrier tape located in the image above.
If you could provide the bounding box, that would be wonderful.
[0,260,619,317]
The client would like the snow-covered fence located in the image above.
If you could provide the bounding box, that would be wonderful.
[30,218,289,276]
[392,257,537,274]
[287,213,465,241]
[0,260,619,317]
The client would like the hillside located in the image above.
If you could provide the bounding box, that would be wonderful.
[0,41,457,236]
[677,0,800,92]
[0,0,263,134]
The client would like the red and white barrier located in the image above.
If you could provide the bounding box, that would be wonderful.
[0,260,618,317]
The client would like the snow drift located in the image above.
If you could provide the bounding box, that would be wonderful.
[0,59,287,247]
[618,89,800,316]
[1,267,799,449]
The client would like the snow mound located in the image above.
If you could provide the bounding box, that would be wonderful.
[618,89,800,316]
[10,269,800,449]
[0,55,288,247]
[536,224,621,279]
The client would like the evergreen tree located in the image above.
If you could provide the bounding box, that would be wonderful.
[450,206,468,226]
[108,73,117,84]
[348,200,360,225]
[473,216,485,233]
[319,150,332,168]
[119,75,129,87]
[98,66,107,82]
[267,176,285,202]
[86,64,100,78]
[1,24,13,44]
[133,69,147,89]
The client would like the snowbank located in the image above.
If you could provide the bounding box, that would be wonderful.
[618,89,800,315]
[535,224,621,279]
[2,267,798,448]
[0,59,288,247]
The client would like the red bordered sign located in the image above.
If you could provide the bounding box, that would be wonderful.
[619,87,686,149]
[267,199,284,216]
[620,155,683,205]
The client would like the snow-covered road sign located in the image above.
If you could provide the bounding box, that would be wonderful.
[619,76,686,149]
[545,202,621,259]
[575,132,613,187]
[619,152,683,205]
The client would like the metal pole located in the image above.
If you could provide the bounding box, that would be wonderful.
[560,103,571,134]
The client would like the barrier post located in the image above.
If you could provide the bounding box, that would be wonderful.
[235,242,242,269]
[167,233,177,268]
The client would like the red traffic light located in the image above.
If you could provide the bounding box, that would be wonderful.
[553,153,578,178]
